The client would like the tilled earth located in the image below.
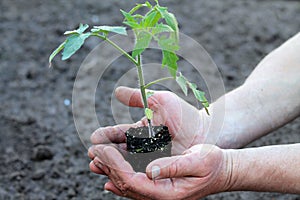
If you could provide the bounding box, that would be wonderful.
[1,0,300,199]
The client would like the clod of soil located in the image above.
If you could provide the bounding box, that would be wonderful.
[31,146,54,161]
[125,125,171,172]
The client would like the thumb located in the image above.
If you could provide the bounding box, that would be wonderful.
[115,86,143,108]
[146,153,200,180]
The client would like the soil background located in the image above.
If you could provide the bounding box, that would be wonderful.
[1,0,300,199]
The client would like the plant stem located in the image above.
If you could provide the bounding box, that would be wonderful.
[93,33,155,137]
[136,55,154,137]
[144,76,174,89]
[92,33,139,66]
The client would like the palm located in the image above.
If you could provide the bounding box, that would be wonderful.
[89,144,227,200]
[90,87,207,155]
[139,90,206,155]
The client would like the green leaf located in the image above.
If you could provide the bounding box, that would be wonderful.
[156,6,179,41]
[49,41,66,63]
[152,23,173,35]
[145,1,152,8]
[192,89,208,103]
[143,10,161,27]
[64,23,89,35]
[162,50,178,78]
[158,35,179,52]
[129,2,152,14]
[188,82,197,91]
[146,91,155,99]
[132,31,152,58]
[132,14,144,19]
[176,73,188,96]
[129,4,144,14]
[91,26,127,35]
[49,24,91,63]
[189,83,210,114]
[121,10,136,22]
[123,21,141,29]
[145,108,154,120]
[163,12,178,36]
[121,9,142,29]
[62,33,91,60]
[202,101,209,108]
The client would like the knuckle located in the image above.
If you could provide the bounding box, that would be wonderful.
[103,145,113,153]
[90,132,97,143]
[90,128,102,142]
[112,126,126,141]
[168,161,180,177]
[90,127,111,144]
[116,180,130,194]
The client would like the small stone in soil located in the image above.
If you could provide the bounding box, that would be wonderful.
[31,170,45,180]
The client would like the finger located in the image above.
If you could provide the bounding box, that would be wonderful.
[88,146,95,159]
[105,180,149,199]
[115,86,144,108]
[101,145,135,175]
[106,168,178,199]
[146,153,200,180]
[89,160,106,175]
[104,181,124,197]
[93,155,112,175]
[90,142,128,161]
[90,124,129,144]
[91,144,133,176]
[88,145,109,159]
[100,146,173,199]
[99,146,141,198]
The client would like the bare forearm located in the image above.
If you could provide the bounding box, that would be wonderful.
[209,32,300,148]
[228,143,300,193]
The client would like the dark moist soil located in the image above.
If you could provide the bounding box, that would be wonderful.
[1,0,300,199]
[125,125,171,172]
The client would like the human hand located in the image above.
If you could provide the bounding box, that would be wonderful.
[89,144,232,199]
[89,86,209,162]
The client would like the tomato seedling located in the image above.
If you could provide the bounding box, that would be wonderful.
[49,0,209,171]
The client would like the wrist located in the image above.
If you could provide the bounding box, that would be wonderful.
[194,109,211,145]
[224,146,288,192]
[203,84,264,149]
[198,101,240,149]
[223,145,300,193]
[221,148,257,192]
[218,148,238,192]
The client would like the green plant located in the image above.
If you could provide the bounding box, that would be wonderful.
[49,0,209,137]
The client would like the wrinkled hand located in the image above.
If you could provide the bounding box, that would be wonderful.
[89,144,232,199]
[89,86,208,158]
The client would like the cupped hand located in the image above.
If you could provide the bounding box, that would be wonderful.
[90,144,233,199]
[89,86,209,162]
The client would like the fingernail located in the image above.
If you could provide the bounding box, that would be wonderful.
[93,155,103,168]
[95,162,103,169]
[94,150,100,157]
[151,165,160,180]
[93,159,103,169]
